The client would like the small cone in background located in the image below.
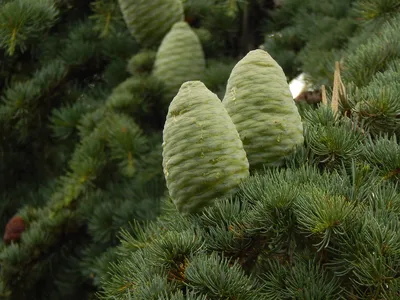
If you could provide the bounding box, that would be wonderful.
[118,0,184,48]
[3,215,25,244]
[222,49,304,170]
[295,90,322,104]
[162,81,249,214]
[153,21,206,105]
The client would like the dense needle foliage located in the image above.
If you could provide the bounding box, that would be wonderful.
[1,0,399,299]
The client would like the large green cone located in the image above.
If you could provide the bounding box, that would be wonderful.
[222,49,304,170]
[162,81,249,214]
[118,0,184,48]
[153,22,206,104]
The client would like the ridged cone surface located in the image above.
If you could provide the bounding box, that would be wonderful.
[162,81,249,214]
[222,49,304,169]
[118,0,183,48]
[153,22,206,103]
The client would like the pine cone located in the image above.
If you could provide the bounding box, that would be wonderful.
[3,215,25,244]
[118,0,184,48]
[153,21,205,105]
[222,49,304,170]
[162,81,249,214]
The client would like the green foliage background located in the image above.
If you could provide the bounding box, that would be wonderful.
[0,0,399,299]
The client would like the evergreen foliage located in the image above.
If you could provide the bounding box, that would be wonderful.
[263,0,359,85]
[183,0,274,57]
[99,98,400,299]
[0,0,278,298]
[0,0,166,298]
[338,1,400,138]
[264,0,400,137]
[1,0,400,299]
[98,1,400,299]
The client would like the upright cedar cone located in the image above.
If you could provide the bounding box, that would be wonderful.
[222,49,304,170]
[118,0,184,48]
[153,21,206,104]
[162,81,249,214]
[3,215,25,244]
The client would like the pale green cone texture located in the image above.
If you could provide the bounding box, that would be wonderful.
[162,81,249,214]
[153,22,206,104]
[118,0,183,48]
[222,49,304,169]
